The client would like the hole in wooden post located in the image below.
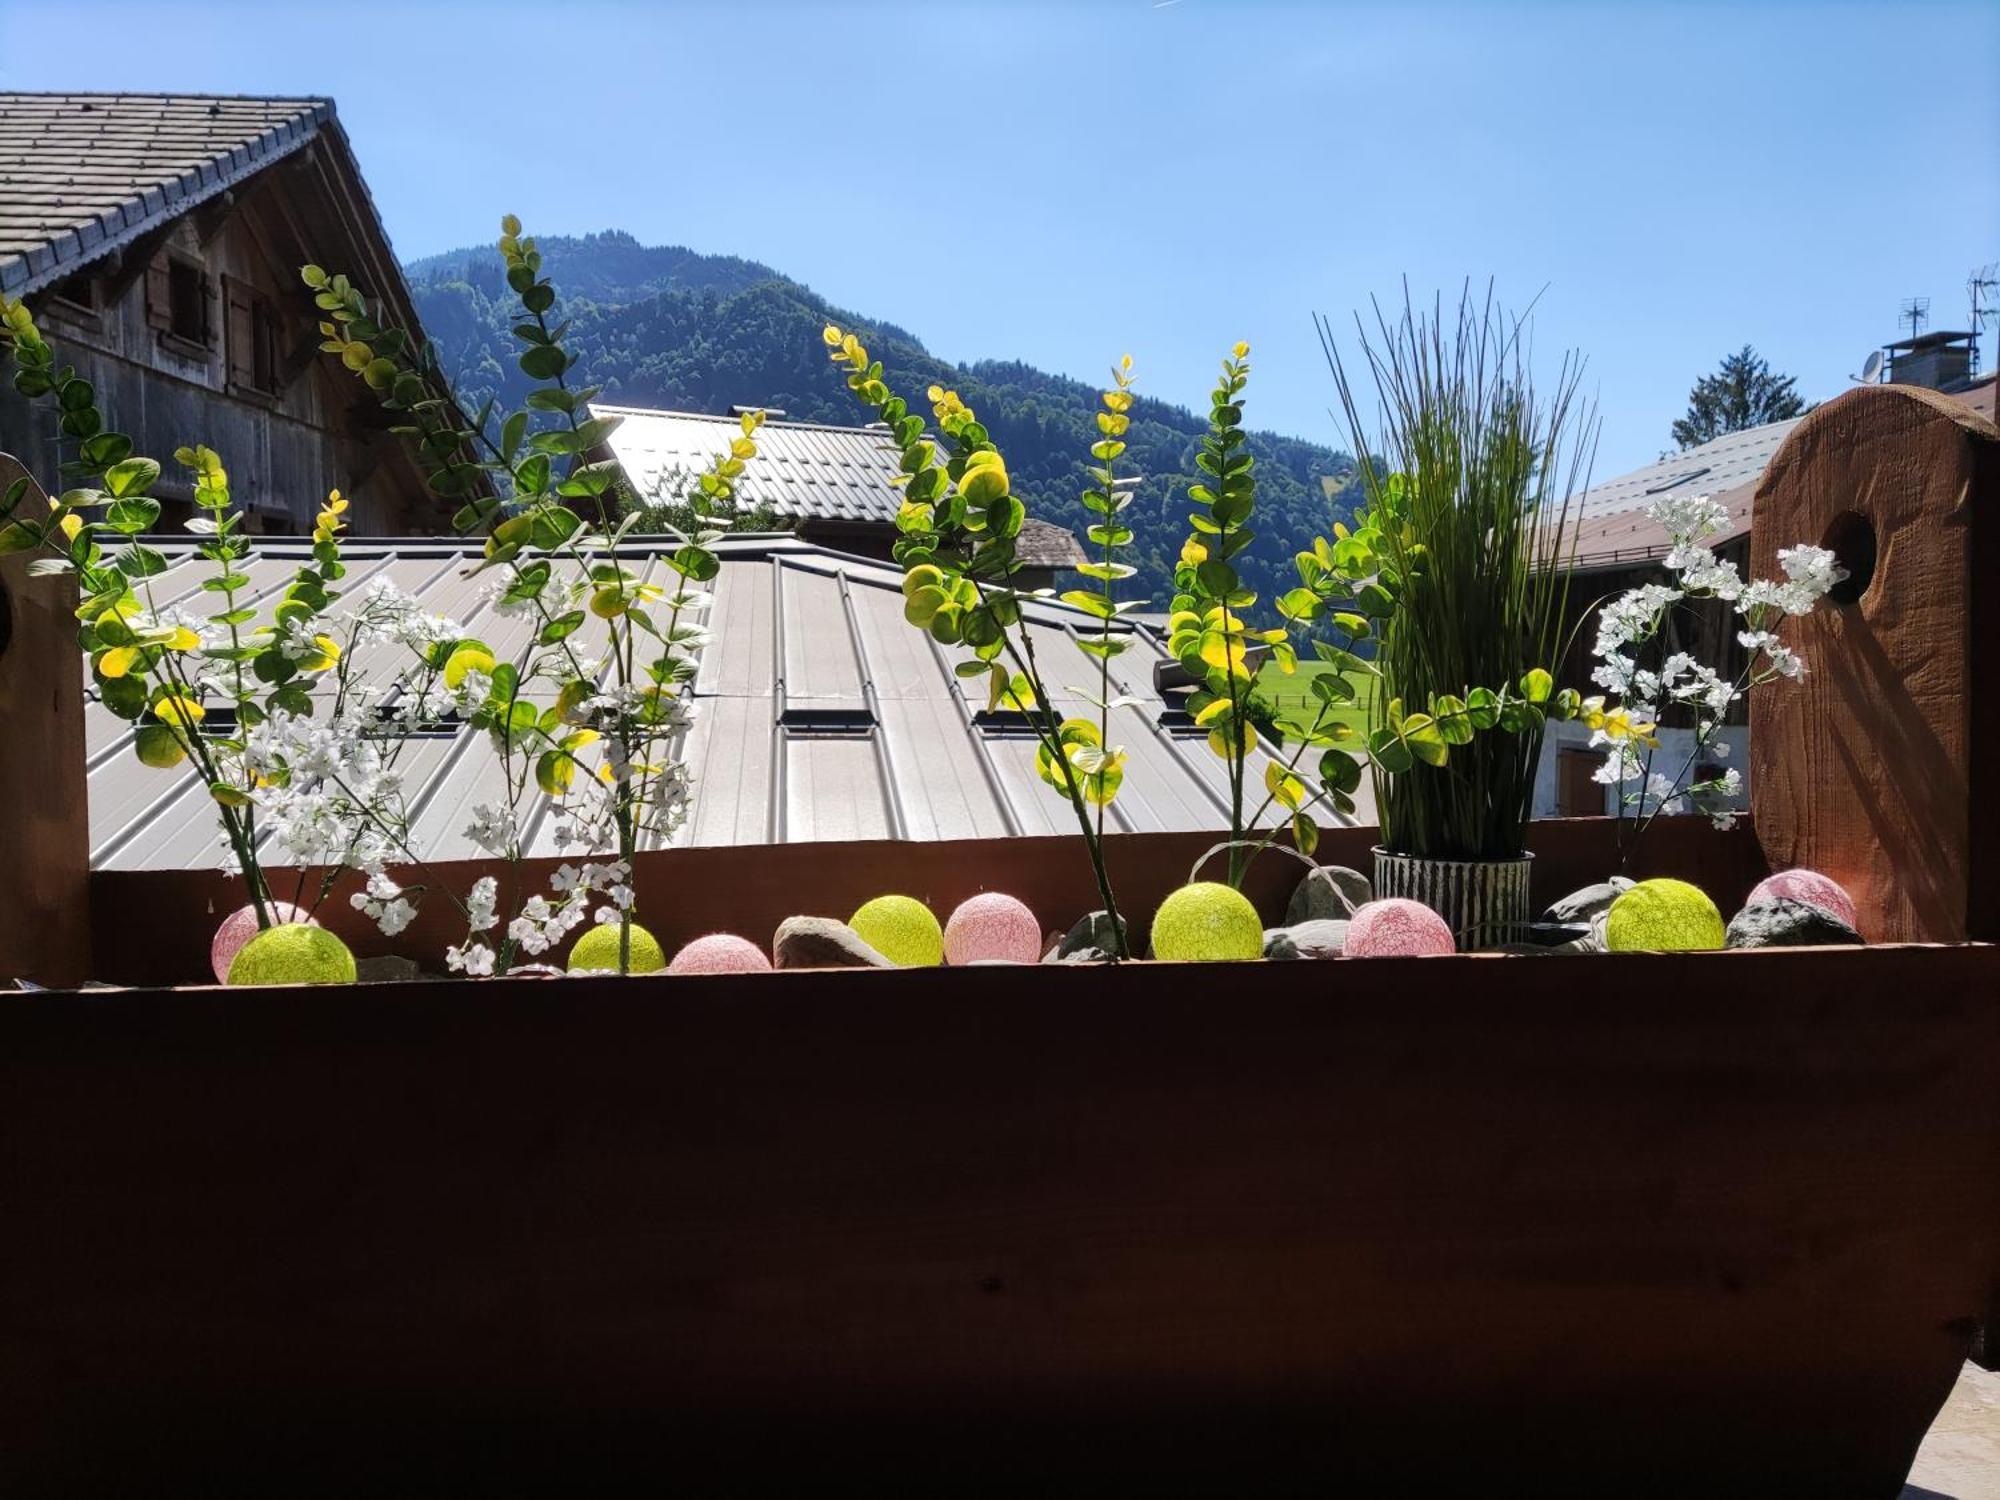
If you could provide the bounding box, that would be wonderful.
[1820,510,1876,606]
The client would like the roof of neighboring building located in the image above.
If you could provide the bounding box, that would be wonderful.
[1564,374,1997,570]
[85,535,1329,871]
[0,93,338,296]
[594,404,1088,567]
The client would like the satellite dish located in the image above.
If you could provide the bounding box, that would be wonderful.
[1859,350,1884,384]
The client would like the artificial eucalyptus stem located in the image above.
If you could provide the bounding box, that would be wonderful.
[304,216,752,976]
[821,322,1135,958]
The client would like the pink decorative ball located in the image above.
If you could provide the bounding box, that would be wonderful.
[210,902,316,984]
[1342,898,1456,958]
[944,892,1043,965]
[667,933,772,975]
[1747,869,1857,929]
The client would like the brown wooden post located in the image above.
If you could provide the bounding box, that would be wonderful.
[1751,385,2000,944]
[0,455,89,987]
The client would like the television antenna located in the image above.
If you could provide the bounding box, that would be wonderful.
[1970,265,1997,378]
[1899,297,1930,340]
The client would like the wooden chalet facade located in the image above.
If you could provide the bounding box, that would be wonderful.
[0,93,457,535]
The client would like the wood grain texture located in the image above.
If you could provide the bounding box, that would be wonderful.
[1751,384,2000,943]
[0,944,1994,1494]
[0,457,89,987]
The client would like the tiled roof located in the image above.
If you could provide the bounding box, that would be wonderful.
[595,404,1087,566]
[1564,375,1999,570]
[84,535,1331,871]
[1571,417,1802,529]
[0,93,333,296]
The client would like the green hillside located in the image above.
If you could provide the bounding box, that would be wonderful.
[402,230,1359,606]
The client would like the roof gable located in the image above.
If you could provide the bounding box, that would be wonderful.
[0,93,335,296]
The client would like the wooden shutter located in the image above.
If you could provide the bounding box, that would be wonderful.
[223,276,256,389]
[144,255,172,332]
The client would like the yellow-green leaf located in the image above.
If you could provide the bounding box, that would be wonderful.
[98,645,140,678]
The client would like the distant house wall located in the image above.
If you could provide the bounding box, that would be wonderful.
[1535,535,1754,822]
[0,170,435,535]
[1535,721,1751,821]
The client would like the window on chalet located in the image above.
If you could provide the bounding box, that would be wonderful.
[47,272,96,315]
[147,253,213,351]
[167,260,208,344]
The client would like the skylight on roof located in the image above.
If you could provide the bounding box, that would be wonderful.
[1644,467,1710,496]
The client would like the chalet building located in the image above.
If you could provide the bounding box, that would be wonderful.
[1537,369,1996,819]
[593,404,1089,591]
[0,93,458,535]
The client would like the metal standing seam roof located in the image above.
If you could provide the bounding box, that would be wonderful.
[0,93,336,297]
[85,535,1344,871]
[593,404,1088,567]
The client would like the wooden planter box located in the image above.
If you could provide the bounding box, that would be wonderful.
[3,820,1997,1495]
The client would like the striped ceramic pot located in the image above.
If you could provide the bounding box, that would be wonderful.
[1372,849,1535,951]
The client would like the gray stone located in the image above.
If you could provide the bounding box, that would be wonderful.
[773,916,895,970]
[1725,898,1863,950]
[1049,909,1129,964]
[1263,919,1351,960]
[1494,922,1605,956]
[355,954,423,984]
[1284,866,1372,926]
[1541,877,1634,926]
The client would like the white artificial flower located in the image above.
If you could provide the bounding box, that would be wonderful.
[467,875,499,933]
[464,802,516,859]
[451,668,493,710]
[351,869,416,936]
[1646,492,1730,545]
[446,942,496,977]
[1777,544,1846,600]
[275,614,324,663]
[480,572,540,620]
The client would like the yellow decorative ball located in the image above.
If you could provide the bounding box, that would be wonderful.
[1151,882,1264,962]
[443,644,497,689]
[134,722,186,769]
[958,456,1010,506]
[569,922,667,974]
[850,895,944,967]
[227,924,357,987]
[1605,878,1725,952]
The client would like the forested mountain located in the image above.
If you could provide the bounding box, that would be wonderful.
[403,230,1358,605]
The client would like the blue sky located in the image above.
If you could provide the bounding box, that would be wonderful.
[5,0,1996,478]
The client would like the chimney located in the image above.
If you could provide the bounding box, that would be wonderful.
[1884,330,1978,393]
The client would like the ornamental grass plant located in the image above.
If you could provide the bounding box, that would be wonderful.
[1324,286,1595,862]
